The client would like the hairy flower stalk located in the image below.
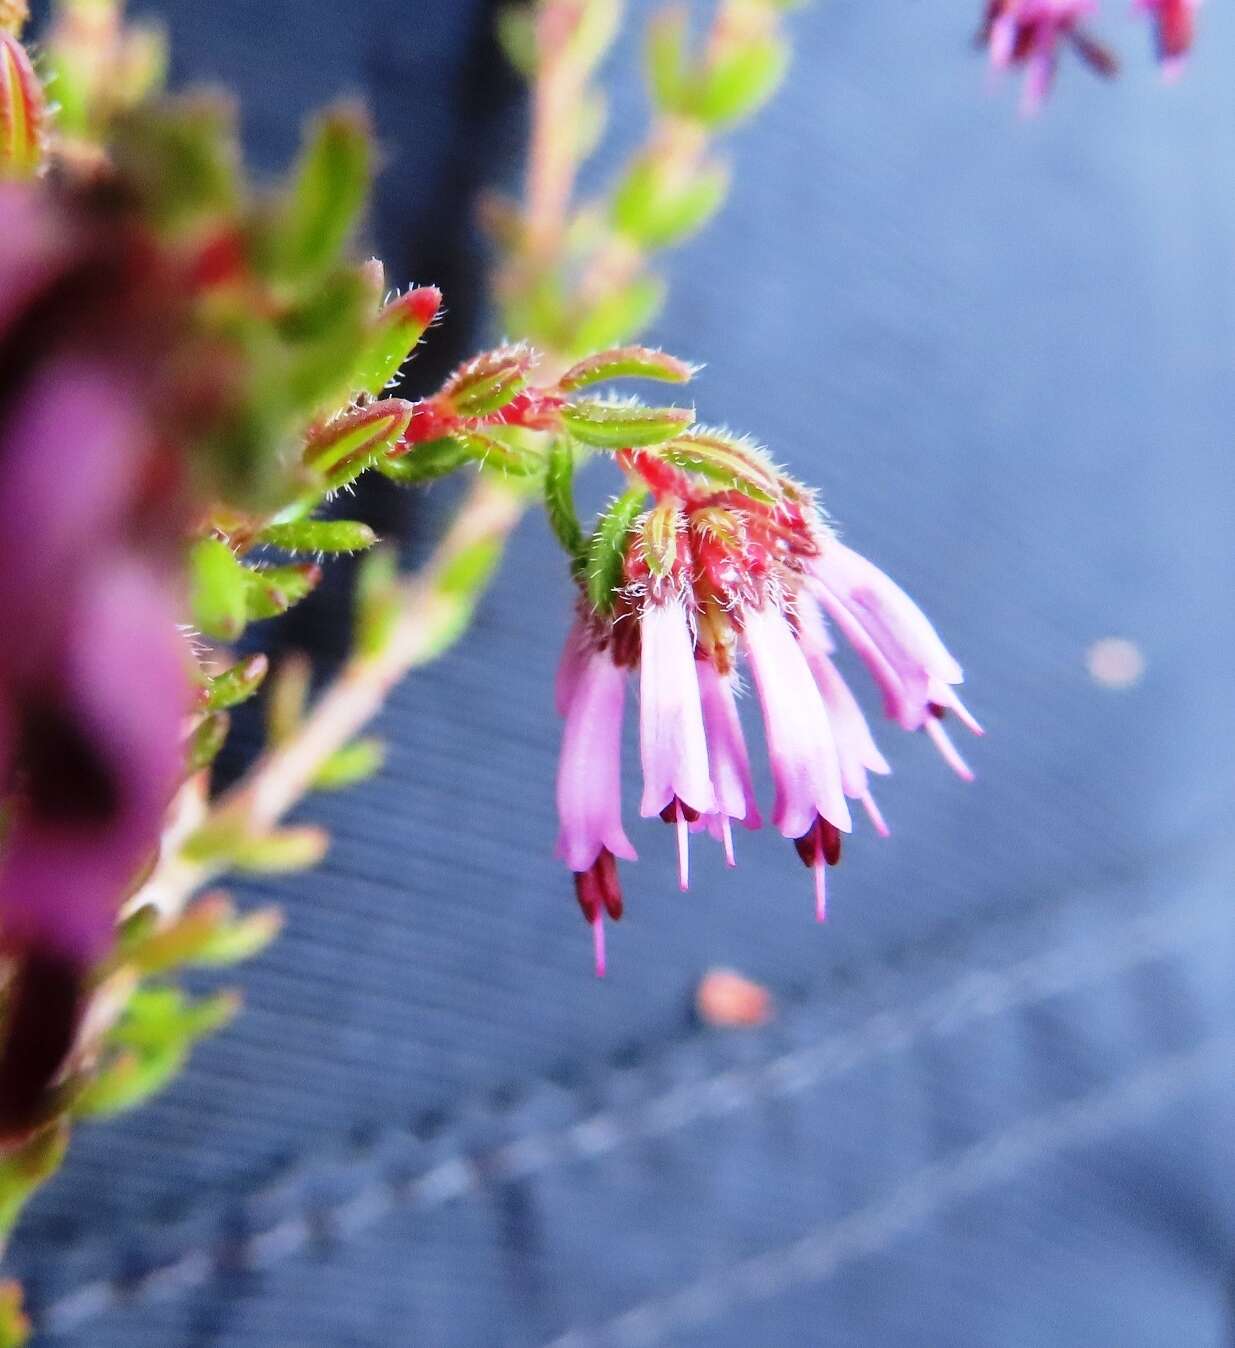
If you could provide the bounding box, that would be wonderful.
[554,443,981,972]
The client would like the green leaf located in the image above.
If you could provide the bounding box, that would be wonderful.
[496,4,536,76]
[110,94,239,232]
[686,34,789,128]
[0,1280,29,1348]
[441,346,533,417]
[448,428,542,477]
[544,438,586,568]
[189,537,249,641]
[186,712,230,774]
[312,736,385,790]
[75,988,240,1119]
[126,893,282,974]
[354,546,401,659]
[378,435,474,484]
[586,487,647,615]
[272,103,372,283]
[243,563,322,621]
[557,345,696,392]
[183,819,329,872]
[560,399,693,449]
[0,1124,68,1241]
[352,285,441,396]
[645,7,690,113]
[570,273,667,352]
[265,652,311,746]
[259,519,378,554]
[419,536,505,661]
[303,399,415,489]
[658,429,783,503]
[611,155,730,251]
[204,654,269,711]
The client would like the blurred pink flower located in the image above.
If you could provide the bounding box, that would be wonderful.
[981,0,1117,113]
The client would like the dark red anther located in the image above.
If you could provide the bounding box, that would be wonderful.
[793,815,842,869]
[928,702,947,720]
[660,797,700,825]
[574,848,625,925]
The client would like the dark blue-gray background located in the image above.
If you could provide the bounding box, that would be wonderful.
[11,2,1235,1344]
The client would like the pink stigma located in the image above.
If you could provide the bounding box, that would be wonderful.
[814,860,827,923]
[720,815,736,868]
[676,801,691,891]
[592,916,607,978]
[925,716,975,782]
[861,791,890,838]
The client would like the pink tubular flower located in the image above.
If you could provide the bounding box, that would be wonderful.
[556,643,637,975]
[638,595,716,889]
[1135,0,1199,76]
[552,438,981,968]
[694,659,761,867]
[981,0,1117,114]
[808,537,982,781]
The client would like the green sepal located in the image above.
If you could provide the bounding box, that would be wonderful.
[303,399,414,490]
[544,438,586,571]
[312,736,385,790]
[204,654,269,711]
[686,34,789,128]
[259,519,378,554]
[586,486,647,615]
[557,345,696,392]
[267,103,372,284]
[189,537,249,641]
[560,399,693,449]
[0,1123,69,1242]
[186,712,230,775]
[658,428,782,503]
[243,563,322,621]
[641,500,681,577]
[611,155,730,251]
[354,546,401,659]
[441,346,533,417]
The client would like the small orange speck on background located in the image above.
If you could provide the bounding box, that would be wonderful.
[695,968,774,1028]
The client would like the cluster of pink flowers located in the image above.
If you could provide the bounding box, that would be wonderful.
[554,453,980,975]
[980,0,1200,113]
[0,185,189,1130]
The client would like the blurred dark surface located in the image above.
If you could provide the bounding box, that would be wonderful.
[11,2,1235,1344]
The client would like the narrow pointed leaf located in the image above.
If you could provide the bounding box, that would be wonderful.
[645,7,689,113]
[687,35,789,127]
[189,537,249,640]
[354,546,401,658]
[557,346,695,392]
[378,435,473,483]
[0,32,41,179]
[659,430,782,503]
[544,438,586,568]
[312,737,385,790]
[243,563,322,620]
[265,652,310,746]
[204,654,269,711]
[273,103,372,282]
[611,157,730,250]
[259,519,378,554]
[441,346,534,417]
[353,285,441,396]
[303,398,414,489]
[560,399,693,449]
[186,712,230,774]
[586,487,647,615]
[571,273,667,353]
